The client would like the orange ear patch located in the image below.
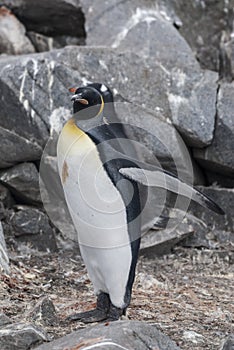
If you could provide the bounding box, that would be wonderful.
[79,99,89,105]
[69,87,77,93]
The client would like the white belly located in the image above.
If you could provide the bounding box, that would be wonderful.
[57,120,132,307]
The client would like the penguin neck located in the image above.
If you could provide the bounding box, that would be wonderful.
[73,111,106,132]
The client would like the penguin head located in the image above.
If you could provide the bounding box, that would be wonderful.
[70,86,105,131]
[71,86,104,117]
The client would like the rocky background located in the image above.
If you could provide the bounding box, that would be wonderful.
[0,1,233,349]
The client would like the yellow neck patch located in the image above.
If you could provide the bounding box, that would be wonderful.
[97,95,104,117]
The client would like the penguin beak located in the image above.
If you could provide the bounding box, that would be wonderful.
[71,94,89,105]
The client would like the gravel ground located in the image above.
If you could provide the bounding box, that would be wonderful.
[0,246,233,349]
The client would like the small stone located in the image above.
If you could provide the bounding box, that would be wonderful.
[183,330,204,344]
[27,32,54,52]
[29,297,58,326]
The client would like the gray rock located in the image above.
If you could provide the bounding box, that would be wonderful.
[190,187,234,233]
[28,32,85,53]
[0,53,76,168]
[9,206,57,252]
[0,124,43,169]
[230,37,234,79]
[140,218,194,257]
[0,163,41,204]
[0,183,14,209]
[194,82,234,176]
[81,0,197,71]
[0,323,48,350]
[27,31,54,52]
[35,320,181,350]
[221,334,234,350]
[79,1,218,147]
[1,0,85,38]
[0,6,35,55]
[29,297,58,326]
[171,0,233,72]
[169,70,218,147]
[180,215,234,250]
[181,187,234,249]
[0,314,12,328]
[0,221,9,274]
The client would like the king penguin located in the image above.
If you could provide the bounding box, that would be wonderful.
[57,83,224,323]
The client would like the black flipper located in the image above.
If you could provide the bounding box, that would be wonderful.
[119,168,225,215]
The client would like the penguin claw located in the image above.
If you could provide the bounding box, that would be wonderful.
[66,309,108,323]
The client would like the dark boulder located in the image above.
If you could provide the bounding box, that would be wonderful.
[0,162,41,204]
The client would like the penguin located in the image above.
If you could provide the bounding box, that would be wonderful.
[57,84,224,323]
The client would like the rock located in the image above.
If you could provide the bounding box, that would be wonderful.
[0,314,12,328]
[169,70,218,147]
[190,187,234,233]
[9,206,57,252]
[0,163,41,204]
[29,297,58,326]
[0,123,43,169]
[140,217,194,257]
[221,334,234,350]
[79,1,219,147]
[230,37,234,79]
[0,183,14,209]
[219,30,234,82]
[35,320,181,350]
[27,32,54,52]
[205,170,234,189]
[0,323,48,350]
[194,82,234,176]
[1,0,85,38]
[0,6,35,55]
[181,187,234,249]
[171,0,233,72]
[28,32,85,53]
[0,221,9,274]
[81,0,198,71]
[0,53,75,168]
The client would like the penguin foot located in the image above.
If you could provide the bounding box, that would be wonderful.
[106,304,125,321]
[67,308,108,323]
[66,292,110,323]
